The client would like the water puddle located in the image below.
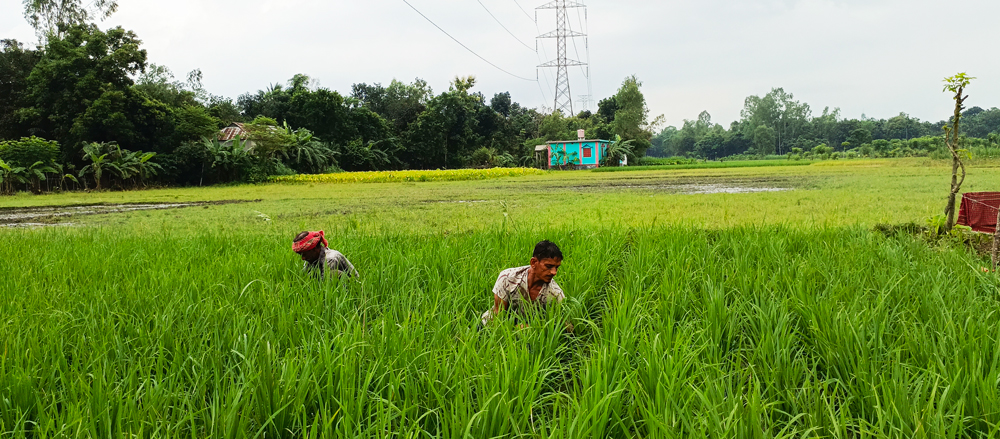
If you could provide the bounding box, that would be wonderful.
[627,184,792,194]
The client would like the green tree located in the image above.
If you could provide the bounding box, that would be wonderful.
[0,40,40,140]
[242,117,295,159]
[694,131,727,159]
[648,126,678,157]
[23,0,118,42]
[0,136,59,167]
[740,88,811,154]
[68,88,177,154]
[843,128,873,150]
[19,24,147,159]
[403,76,484,169]
[753,125,776,156]
[610,75,660,157]
[352,78,433,134]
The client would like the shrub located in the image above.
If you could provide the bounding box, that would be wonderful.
[469,147,498,168]
[0,136,60,167]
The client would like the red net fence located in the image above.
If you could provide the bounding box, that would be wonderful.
[957,192,1000,234]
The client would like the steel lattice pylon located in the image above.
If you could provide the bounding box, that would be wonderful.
[537,0,587,115]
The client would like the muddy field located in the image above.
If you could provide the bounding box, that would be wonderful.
[0,200,257,227]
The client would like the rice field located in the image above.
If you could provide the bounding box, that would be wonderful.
[271,168,544,184]
[4,159,1000,438]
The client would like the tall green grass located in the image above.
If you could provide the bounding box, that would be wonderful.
[2,226,999,437]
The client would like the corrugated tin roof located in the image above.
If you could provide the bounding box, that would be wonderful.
[219,123,248,142]
[534,145,549,151]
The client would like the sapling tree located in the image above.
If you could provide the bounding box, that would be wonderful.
[942,73,974,232]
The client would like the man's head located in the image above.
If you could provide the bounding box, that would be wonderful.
[293,231,327,262]
[529,240,563,284]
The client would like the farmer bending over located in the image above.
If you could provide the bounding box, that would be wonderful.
[293,231,359,279]
[481,240,568,330]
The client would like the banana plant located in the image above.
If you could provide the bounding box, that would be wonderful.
[0,159,26,194]
[52,163,79,191]
[204,135,251,182]
[110,147,140,187]
[79,142,112,190]
[23,160,57,193]
[602,135,636,167]
[135,152,163,187]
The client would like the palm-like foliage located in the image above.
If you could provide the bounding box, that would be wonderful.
[135,152,163,187]
[552,146,580,170]
[279,128,336,174]
[203,136,252,183]
[52,163,79,191]
[337,139,399,172]
[79,143,113,190]
[23,160,57,193]
[110,146,140,184]
[0,159,26,195]
[602,135,636,167]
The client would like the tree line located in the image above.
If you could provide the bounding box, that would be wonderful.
[0,25,657,193]
[651,88,1000,160]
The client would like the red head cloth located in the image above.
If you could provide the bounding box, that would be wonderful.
[293,231,328,253]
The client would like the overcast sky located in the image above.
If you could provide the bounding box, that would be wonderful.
[2,0,998,127]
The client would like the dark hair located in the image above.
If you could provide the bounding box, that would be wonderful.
[293,231,310,243]
[533,240,563,260]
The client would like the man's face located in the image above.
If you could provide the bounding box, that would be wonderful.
[530,257,562,283]
[299,246,322,263]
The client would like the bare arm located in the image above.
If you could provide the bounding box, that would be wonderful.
[493,293,507,314]
[482,293,508,326]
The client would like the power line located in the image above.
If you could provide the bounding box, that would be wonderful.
[477,0,535,52]
[401,0,536,82]
[529,8,555,106]
[567,11,587,79]
[578,6,592,107]
[512,0,535,22]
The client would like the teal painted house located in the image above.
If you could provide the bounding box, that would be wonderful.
[542,137,612,169]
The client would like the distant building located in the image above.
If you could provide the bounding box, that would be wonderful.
[540,130,611,169]
[217,122,264,151]
[218,123,248,142]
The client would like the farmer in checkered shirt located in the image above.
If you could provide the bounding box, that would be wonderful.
[481,240,568,329]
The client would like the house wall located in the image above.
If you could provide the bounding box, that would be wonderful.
[548,141,609,168]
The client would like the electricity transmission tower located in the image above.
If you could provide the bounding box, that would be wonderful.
[537,0,588,115]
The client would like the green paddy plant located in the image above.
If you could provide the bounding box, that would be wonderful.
[3,221,1000,437]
